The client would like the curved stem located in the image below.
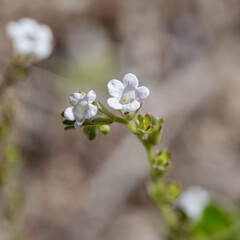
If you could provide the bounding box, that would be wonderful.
[113,116,129,125]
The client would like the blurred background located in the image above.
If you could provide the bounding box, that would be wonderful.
[0,0,240,239]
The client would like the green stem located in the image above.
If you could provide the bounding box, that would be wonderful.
[113,116,129,126]
[114,115,181,239]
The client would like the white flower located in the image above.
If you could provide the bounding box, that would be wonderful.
[6,18,53,60]
[107,73,150,112]
[178,186,210,220]
[64,90,98,128]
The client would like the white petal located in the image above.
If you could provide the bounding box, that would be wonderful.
[64,107,75,120]
[20,18,38,36]
[74,118,85,128]
[107,98,123,110]
[136,86,150,100]
[19,18,38,27]
[6,22,22,39]
[123,73,139,88]
[69,93,84,106]
[107,79,124,99]
[13,38,33,55]
[122,100,140,111]
[37,24,53,41]
[86,90,96,103]
[85,104,98,118]
[178,186,209,219]
[34,41,53,59]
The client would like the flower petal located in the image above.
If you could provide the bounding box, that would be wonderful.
[19,18,38,37]
[74,118,85,128]
[37,24,53,41]
[85,104,98,118]
[123,73,139,88]
[13,38,33,55]
[6,22,22,39]
[19,18,38,27]
[107,79,124,99]
[86,90,96,103]
[34,41,52,59]
[136,86,150,100]
[69,93,84,106]
[64,106,75,120]
[122,100,140,111]
[107,98,123,110]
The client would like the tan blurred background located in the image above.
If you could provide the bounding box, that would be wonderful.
[0,0,240,239]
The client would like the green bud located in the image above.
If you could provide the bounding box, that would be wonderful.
[167,183,180,201]
[143,113,152,131]
[148,180,180,205]
[136,114,144,128]
[152,151,170,171]
[148,180,165,203]
[148,127,159,145]
[148,119,163,145]
[83,126,97,140]
[98,125,110,135]
[151,116,157,126]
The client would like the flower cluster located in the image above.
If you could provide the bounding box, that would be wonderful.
[63,73,150,129]
[6,18,53,62]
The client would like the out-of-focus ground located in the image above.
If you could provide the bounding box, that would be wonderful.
[0,0,240,239]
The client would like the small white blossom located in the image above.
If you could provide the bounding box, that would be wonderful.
[178,186,210,220]
[64,90,98,128]
[107,73,150,112]
[6,18,53,60]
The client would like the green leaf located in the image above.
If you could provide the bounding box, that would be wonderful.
[83,126,97,140]
[98,125,110,135]
[64,126,75,130]
[63,119,75,125]
[194,205,233,235]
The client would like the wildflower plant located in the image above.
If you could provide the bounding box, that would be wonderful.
[62,73,183,238]
[0,18,54,239]
[1,16,240,240]
[61,73,240,240]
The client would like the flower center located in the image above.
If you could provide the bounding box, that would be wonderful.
[120,88,135,105]
[74,100,88,119]
[27,34,36,42]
